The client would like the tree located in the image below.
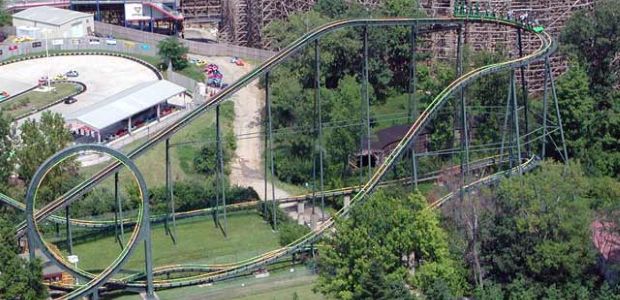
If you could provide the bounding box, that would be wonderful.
[561,0,620,94]
[0,218,47,299]
[157,37,188,71]
[315,190,465,299]
[15,112,78,204]
[560,0,620,178]
[0,111,13,188]
[478,162,613,297]
[0,0,10,27]
[554,62,595,159]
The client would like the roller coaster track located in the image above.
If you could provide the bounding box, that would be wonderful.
[1,15,556,296]
[0,155,502,229]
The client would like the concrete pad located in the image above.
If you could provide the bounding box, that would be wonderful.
[0,55,159,126]
[0,77,33,97]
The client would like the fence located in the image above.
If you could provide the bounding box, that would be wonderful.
[0,36,160,62]
[0,34,201,98]
[94,22,275,61]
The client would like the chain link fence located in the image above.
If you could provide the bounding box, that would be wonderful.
[94,22,275,61]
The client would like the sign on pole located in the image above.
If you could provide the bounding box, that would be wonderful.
[125,3,151,21]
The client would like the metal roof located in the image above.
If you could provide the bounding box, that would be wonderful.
[12,6,92,26]
[71,80,186,130]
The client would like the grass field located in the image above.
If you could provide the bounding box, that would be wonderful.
[0,82,81,119]
[58,211,279,275]
[79,101,235,189]
[110,266,323,300]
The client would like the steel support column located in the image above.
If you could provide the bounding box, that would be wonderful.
[500,79,513,166]
[216,104,227,236]
[517,29,530,154]
[541,59,550,158]
[96,0,101,21]
[65,206,72,254]
[144,221,154,298]
[363,26,371,178]
[165,139,176,244]
[408,24,419,190]
[547,60,569,165]
[265,72,277,230]
[115,172,124,248]
[315,40,325,221]
[510,71,523,174]
[456,26,469,198]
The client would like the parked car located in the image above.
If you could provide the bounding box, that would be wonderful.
[105,38,117,45]
[64,97,77,104]
[88,38,101,45]
[66,70,79,77]
[12,36,33,43]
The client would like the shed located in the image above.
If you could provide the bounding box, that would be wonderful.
[12,6,94,39]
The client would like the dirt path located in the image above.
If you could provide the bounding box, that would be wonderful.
[227,68,291,200]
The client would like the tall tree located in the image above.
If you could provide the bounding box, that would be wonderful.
[478,162,611,297]
[0,218,47,299]
[315,190,465,299]
[561,0,620,94]
[554,62,595,159]
[16,112,77,204]
[157,37,189,71]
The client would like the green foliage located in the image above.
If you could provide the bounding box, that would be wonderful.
[0,0,10,26]
[559,0,620,178]
[0,218,47,300]
[0,111,12,189]
[278,222,310,246]
[149,179,258,215]
[477,162,618,297]
[15,112,79,206]
[315,191,465,299]
[157,37,189,71]
[554,62,595,159]
[561,0,620,93]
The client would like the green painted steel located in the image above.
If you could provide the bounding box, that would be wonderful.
[1,14,557,295]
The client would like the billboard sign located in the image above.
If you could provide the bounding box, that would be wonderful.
[125,3,150,21]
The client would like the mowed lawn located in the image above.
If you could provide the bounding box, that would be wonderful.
[0,82,80,119]
[60,212,279,274]
[111,267,323,300]
[79,101,235,189]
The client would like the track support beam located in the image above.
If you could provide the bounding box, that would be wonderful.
[408,24,419,190]
[216,104,228,236]
[165,139,176,244]
[265,72,277,230]
[363,26,371,179]
[517,28,530,155]
[547,59,569,165]
[115,172,125,248]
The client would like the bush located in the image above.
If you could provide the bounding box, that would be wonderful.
[279,222,310,246]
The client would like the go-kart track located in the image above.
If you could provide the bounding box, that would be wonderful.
[0,11,569,300]
[0,55,159,122]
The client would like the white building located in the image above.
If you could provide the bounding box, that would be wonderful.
[12,6,94,39]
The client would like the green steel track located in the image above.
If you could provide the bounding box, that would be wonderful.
[1,15,556,295]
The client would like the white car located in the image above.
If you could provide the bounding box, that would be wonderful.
[105,39,117,45]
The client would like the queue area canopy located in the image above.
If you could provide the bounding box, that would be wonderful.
[68,80,186,143]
